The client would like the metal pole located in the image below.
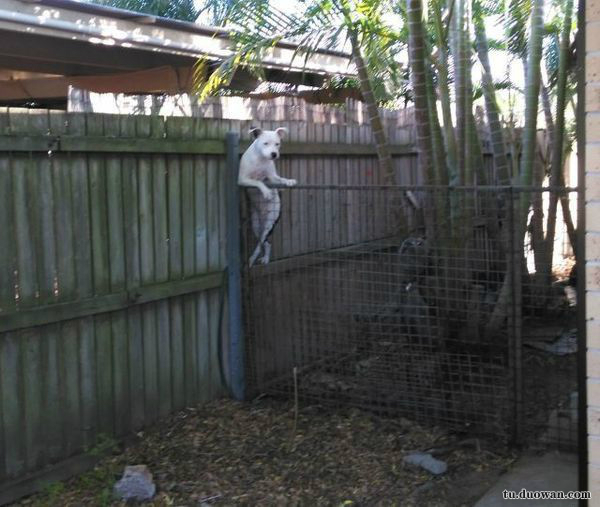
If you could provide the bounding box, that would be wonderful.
[576,0,588,501]
[511,187,523,445]
[225,131,244,400]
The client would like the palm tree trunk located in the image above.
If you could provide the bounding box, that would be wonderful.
[542,0,574,283]
[561,181,577,256]
[518,0,545,204]
[487,0,546,337]
[541,83,555,146]
[426,56,449,186]
[452,0,467,185]
[474,15,510,185]
[432,0,457,180]
[463,0,475,187]
[348,31,395,184]
[406,0,435,184]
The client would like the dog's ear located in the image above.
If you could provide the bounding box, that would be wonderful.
[275,127,288,138]
[249,127,262,139]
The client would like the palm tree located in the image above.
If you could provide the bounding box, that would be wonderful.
[474,2,510,186]
[406,0,435,185]
[194,0,405,185]
[487,0,546,335]
[540,0,575,286]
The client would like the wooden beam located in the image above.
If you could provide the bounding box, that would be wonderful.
[0,454,101,506]
[0,135,419,156]
[60,137,226,154]
[0,271,224,333]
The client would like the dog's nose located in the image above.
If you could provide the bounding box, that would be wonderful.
[270,152,278,159]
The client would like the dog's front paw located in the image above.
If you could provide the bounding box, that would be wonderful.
[285,179,297,187]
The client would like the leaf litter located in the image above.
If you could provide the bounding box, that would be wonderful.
[16,398,516,506]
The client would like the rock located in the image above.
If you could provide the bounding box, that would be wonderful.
[113,464,156,501]
[404,452,448,475]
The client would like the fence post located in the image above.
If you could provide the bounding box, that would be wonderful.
[509,186,523,445]
[225,131,244,400]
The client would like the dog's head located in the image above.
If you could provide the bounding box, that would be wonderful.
[249,126,287,160]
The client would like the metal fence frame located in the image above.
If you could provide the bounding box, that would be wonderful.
[240,180,580,449]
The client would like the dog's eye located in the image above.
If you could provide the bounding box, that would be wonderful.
[263,142,268,146]
[276,143,280,147]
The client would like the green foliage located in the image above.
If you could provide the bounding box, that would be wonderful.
[472,78,520,100]
[87,433,119,457]
[41,481,66,503]
[193,0,405,102]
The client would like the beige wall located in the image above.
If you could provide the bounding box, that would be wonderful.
[588,0,600,501]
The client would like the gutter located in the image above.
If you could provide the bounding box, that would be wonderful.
[0,0,353,77]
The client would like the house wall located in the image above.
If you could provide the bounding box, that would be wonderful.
[587,0,600,501]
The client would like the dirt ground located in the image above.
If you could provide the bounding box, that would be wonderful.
[14,398,518,506]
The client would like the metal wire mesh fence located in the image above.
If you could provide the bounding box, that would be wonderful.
[241,185,578,448]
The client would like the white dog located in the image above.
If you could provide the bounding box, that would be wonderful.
[239,126,296,266]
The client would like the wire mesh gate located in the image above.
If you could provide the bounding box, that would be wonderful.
[241,185,579,448]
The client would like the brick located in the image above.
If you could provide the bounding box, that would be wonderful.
[588,173,600,200]
[586,202,600,231]
[587,233,600,259]
[587,114,600,142]
[590,0,600,22]
[589,22,600,52]
[589,293,600,321]
[589,263,600,290]
[587,55,600,84]
[589,320,600,349]
[589,406,600,435]
[585,54,600,84]
[591,379,600,406]
[589,464,600,501]
[589,348,600,377]
[588,85,600,113]
[590,436,600,463]
[587,144,600,172]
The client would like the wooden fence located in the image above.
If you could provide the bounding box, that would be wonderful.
[0,108,422,501]
[0,107,565,501]
[0,110,233,501]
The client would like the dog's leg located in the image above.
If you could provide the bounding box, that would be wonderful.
[257,194,280,265]
[266,174,297,187]
[248,207,263,267]
[252,227,273,266]
[259,241,272,264]
[248,242,263,267]
[247,189,280,267]
[249,227,273,267]
[238,176,273,199]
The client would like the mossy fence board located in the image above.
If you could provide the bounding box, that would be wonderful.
[0,109,425,502]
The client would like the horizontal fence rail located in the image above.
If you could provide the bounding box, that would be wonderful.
[0,136,419,157]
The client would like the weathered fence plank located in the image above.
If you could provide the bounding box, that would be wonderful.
[0,153,13,314]
[13,154,38,306]
[182,155,198,406]
[42,324,61,460]
[1,333,23,478]
[61,321,82,455]
[0,109,429,503]
[23,330,42,472]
